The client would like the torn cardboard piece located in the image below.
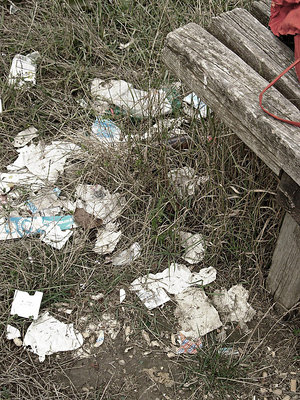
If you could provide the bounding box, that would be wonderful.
[93,222,121,254]
[23,311,83,362]
[111,242,141,266]
[168,166,209,197]
[7,141,81,183]
[10,290,43,320]
[130,264,216,310]
[179,231,206,264]
[212,284,256,326]
[91,79,172,118]
[175,287,222,338]
[13,126,38,148]
[76,184,125,224]
[8,52,40,87]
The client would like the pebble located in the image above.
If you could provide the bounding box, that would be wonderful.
[13,337,23,347]
[118,359,125,366]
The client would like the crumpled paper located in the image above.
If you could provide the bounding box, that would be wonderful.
[111,242,141,266]
[8,52,40,87]
[131,263,216,310]
[91,79,172,118]
[93,222,121,254]
[212,284,256,325]
[179,231,206,264]
[168,166,209,197]
[23,312,83,362]
[175,287,222,338]
[13,126,38,148]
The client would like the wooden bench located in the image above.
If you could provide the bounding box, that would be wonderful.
[162,0,300,310]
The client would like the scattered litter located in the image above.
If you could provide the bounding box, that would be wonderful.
[6,141,81,183]
[143,367,174,388]
[212,284,256,326]
[6,325,21,340]
[13,126,38,148]
[74,207,103,229]
[40,222,73,250]
[179,231,206,264]
[91,79,172,118]
[130,264,216,310]
[0,215,75,241]
[119,38,134,50]
[91,118,122,144]
[99,313,120,340]
[183,92,208,119]
[111,242,141,266]
[9,2,19,14]
[120,288,126,303]
[142,330,151,346]
[143,117,187,140]
[76,184,125,224]
[168,166,209,197]
[176,332,202,354]
[8,52,40,87]
[175,287,222,338]
[93,222,121,254]
[10,290,43,320]
[218,347,239,357]
[94,330,105,348]
[23,311,83,362]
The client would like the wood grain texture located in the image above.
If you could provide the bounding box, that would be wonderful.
[277,172,300,225]
[208,9,300,109]
[162,23,300,184]
[267,213,300,308]
[251,1,270,26]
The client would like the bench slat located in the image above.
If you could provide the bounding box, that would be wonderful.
[162,23,300,184]
[208,9,300,109]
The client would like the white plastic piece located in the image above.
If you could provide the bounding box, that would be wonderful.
[119,288,126,303]
[13,126,38,148]
[183,92,208,118]
[94,330,105,347]
[212,284,256,325]
[168,166,209,197]
[91,79,172,118]
[23,311,83,362]
[91,118,122,144]
[175,287,222,338]
[179,231,206,264]
[6,325,21,340]
[130,264,216,310]
[111,242,141,266]
[10,290,43,320]
[8,52,40,87]
[0,98,2,113]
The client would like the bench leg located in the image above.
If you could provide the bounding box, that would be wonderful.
[267,213,300,309]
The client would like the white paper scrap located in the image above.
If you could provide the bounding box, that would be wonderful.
[10,290,43,320]
[40,223,73,250]
[0,171,45,194]
[13,126,38,148]
[6,325,21,340]
[130,264,216,310]
[120,288,126,303]
[183,92,208,118]
[175,287,222,338]
[179,231,206,264]
[8,52,39,87]
[23,311,83,362]
[93,223,121,254]
[0,98,2,113]
[168,166,208,197]
[111,242,141,266]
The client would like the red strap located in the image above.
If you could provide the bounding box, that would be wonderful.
[259,58,300,127]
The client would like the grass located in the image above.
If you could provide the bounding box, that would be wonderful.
[0,0,299,399]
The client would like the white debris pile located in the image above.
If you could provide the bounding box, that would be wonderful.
[212,284,256,326]
[8,51,40,87]
[130,263,216,310]
[91,79,172,118]
[168,166,209,197]
[179,231,206,264]
[175,287,222,337]
[23,312,84,362]
[183,92,208,119]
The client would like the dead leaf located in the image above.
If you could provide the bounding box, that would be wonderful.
[74,208,103,229]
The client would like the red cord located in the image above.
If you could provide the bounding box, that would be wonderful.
[259,58,300,127]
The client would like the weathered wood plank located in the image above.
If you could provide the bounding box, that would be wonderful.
[277,172,300,225]
[208,9,300,109]
[162,23,300,184]
[251,1,270,26]
[267,213,300,309]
